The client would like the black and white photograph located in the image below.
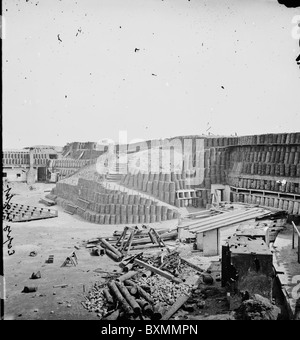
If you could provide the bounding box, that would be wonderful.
[1,0,300,325]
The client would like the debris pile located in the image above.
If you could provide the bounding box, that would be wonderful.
[85,225,178,261]
[235,294,281,320]
[82,282,110,319]
[138,275,190,306]
[156,250,182,277]
[81,246,227,320]
[79,205,287,320]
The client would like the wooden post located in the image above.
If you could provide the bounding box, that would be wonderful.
[123,263,134,273]
[129,285,138,296]
[106,248,122,262]
[102,288,114,304]
[124,229,136,255]
[137,286,153,304]
[136,299,154,317]
[115,281,141,314]
[292,222,300,264]
[117,271,138,282]
[100,238,123,258]
[292,223,295,249]
[124,279,136,286]
[107,281,134,315]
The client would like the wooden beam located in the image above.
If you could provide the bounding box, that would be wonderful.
[105,248,122,262]
[102,288,114,304]
[100,238,123,258]
[107,281,134,315]
[161,293,190,320]
[188,208,265,230]
[115,281,141,314]
[189,210,269,233]
[134,259,182,284]
[180,257,203,273]
[116,271,139,282]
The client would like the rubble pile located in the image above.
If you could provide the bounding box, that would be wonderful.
[157,251,182,277]
[81,248,203,320]
[80,209,287,320]
[235,294,281,320]
[81,282,111,319]
[138,275,190,305]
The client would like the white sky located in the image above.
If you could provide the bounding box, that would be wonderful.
[2,0,300,149]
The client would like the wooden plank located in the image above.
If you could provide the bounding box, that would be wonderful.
[190,210,268,234]
[116,271,139,282]
[189,208,265,230]
[180,257,203,272]
[134,259,182,284]
[161,293,190,320]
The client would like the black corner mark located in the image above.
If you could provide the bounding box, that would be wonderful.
[277,0,300,8]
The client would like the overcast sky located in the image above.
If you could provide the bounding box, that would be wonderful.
[2,0,300,149]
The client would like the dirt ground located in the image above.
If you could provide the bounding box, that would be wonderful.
[2,182,179,320]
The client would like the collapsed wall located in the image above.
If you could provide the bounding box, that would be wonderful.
[52,178,179,224]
